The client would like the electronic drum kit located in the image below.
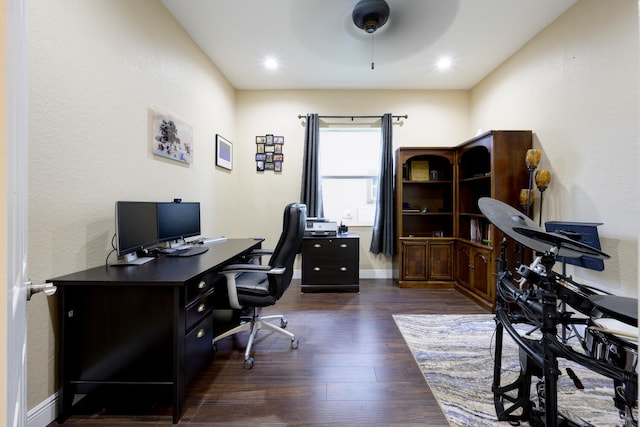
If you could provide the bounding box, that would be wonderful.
[478,197,637,427]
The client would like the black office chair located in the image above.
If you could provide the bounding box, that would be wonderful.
[213,202,306,369]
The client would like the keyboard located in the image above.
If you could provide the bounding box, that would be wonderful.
[166,246,209,257]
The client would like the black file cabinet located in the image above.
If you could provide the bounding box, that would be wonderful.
[301,234,359,292]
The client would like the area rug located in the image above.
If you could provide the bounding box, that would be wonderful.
[393,314,625,427]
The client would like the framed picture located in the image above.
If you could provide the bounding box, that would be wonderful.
[256,134,284,172]
[216,134,233,170]
[152,108,193,164]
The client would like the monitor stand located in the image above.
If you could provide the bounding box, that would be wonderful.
[169,239,193,250]
[110,252,155,266]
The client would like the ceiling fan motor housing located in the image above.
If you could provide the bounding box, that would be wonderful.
[352,0,390,33]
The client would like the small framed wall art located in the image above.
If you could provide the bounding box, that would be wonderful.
[152,108,193,164]
[256,134,284,172]
[216,134,233,170]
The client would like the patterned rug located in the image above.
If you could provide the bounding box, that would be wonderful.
[393,314,626,427]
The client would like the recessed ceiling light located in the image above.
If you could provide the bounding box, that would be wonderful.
[437,57,452,70]
[264,57,279,70]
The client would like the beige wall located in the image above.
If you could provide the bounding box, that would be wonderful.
[27,0,237,409]
[24,0,639,417]
[234,89,469,272]
[470,0,638,297]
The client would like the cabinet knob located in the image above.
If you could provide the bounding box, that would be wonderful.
[198,281,206,289]
[340,267,347,272]
[196,329,205,338]
[340,244,348,248]
[313,243,321,248]
[197,303,206,313]
[313,267,321,272]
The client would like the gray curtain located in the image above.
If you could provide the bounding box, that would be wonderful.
[300,113,323,217]
[370,113,394,255]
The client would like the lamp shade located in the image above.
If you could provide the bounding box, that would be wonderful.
[525,149,541,170]
[535,169,551,190]
[519,188,533,209]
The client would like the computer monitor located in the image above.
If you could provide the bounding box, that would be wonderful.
[114,201,159,264]
[157,202,201,246]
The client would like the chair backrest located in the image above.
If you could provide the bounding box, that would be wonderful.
[267,202,307,300]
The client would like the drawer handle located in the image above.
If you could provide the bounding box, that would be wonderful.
[313,243,322,248]
[196,329,206,339]
[198,281,206,289]
[313,267,321,272]
[340,244,348,248]
[340,267,347,272]
[197,303,206,313]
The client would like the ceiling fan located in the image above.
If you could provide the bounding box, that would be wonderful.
[352,0,391,69]
[352,0,390,34]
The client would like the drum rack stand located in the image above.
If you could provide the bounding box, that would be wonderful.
[492,241,637,426]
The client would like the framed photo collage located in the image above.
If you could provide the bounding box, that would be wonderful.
[255,134,284,172]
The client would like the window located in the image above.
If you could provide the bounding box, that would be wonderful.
[319,127,381,226]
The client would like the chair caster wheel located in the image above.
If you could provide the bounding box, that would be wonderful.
[280,318,288,329]
[243,357,254,370]
[291,338,299,349]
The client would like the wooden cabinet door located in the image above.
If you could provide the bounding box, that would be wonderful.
[471,249,491,300]
[429,241,453,280]
[402,241,428,281]
[455,243,471,289]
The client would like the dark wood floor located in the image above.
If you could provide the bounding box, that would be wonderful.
[49,279,488,426]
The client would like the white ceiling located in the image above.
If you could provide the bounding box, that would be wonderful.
[160,0,576,90]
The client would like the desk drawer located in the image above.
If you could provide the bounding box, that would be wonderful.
[186,293,213,331]
[185,273,217,302]
[185,313,214,384]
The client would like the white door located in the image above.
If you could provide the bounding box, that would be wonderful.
[6,1,29,426]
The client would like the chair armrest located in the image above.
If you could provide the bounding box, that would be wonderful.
[221,264,286,309]
[249,249,274,257]
[221,264,285,275]
[243,248,274,264]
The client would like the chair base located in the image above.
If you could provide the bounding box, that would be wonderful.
[213,307,298,369]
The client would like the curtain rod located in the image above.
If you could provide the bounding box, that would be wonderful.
[297,114,408,121]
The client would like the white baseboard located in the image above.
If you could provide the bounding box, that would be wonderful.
[359,269,393,279]
[28,392,57,427]
[293,269,392,279]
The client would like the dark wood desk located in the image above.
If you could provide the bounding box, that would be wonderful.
[49,238,263,423]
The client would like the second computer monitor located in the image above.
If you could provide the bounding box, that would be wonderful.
[157,202,201,244]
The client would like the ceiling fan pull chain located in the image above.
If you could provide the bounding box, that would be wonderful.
[371,33,375,70]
